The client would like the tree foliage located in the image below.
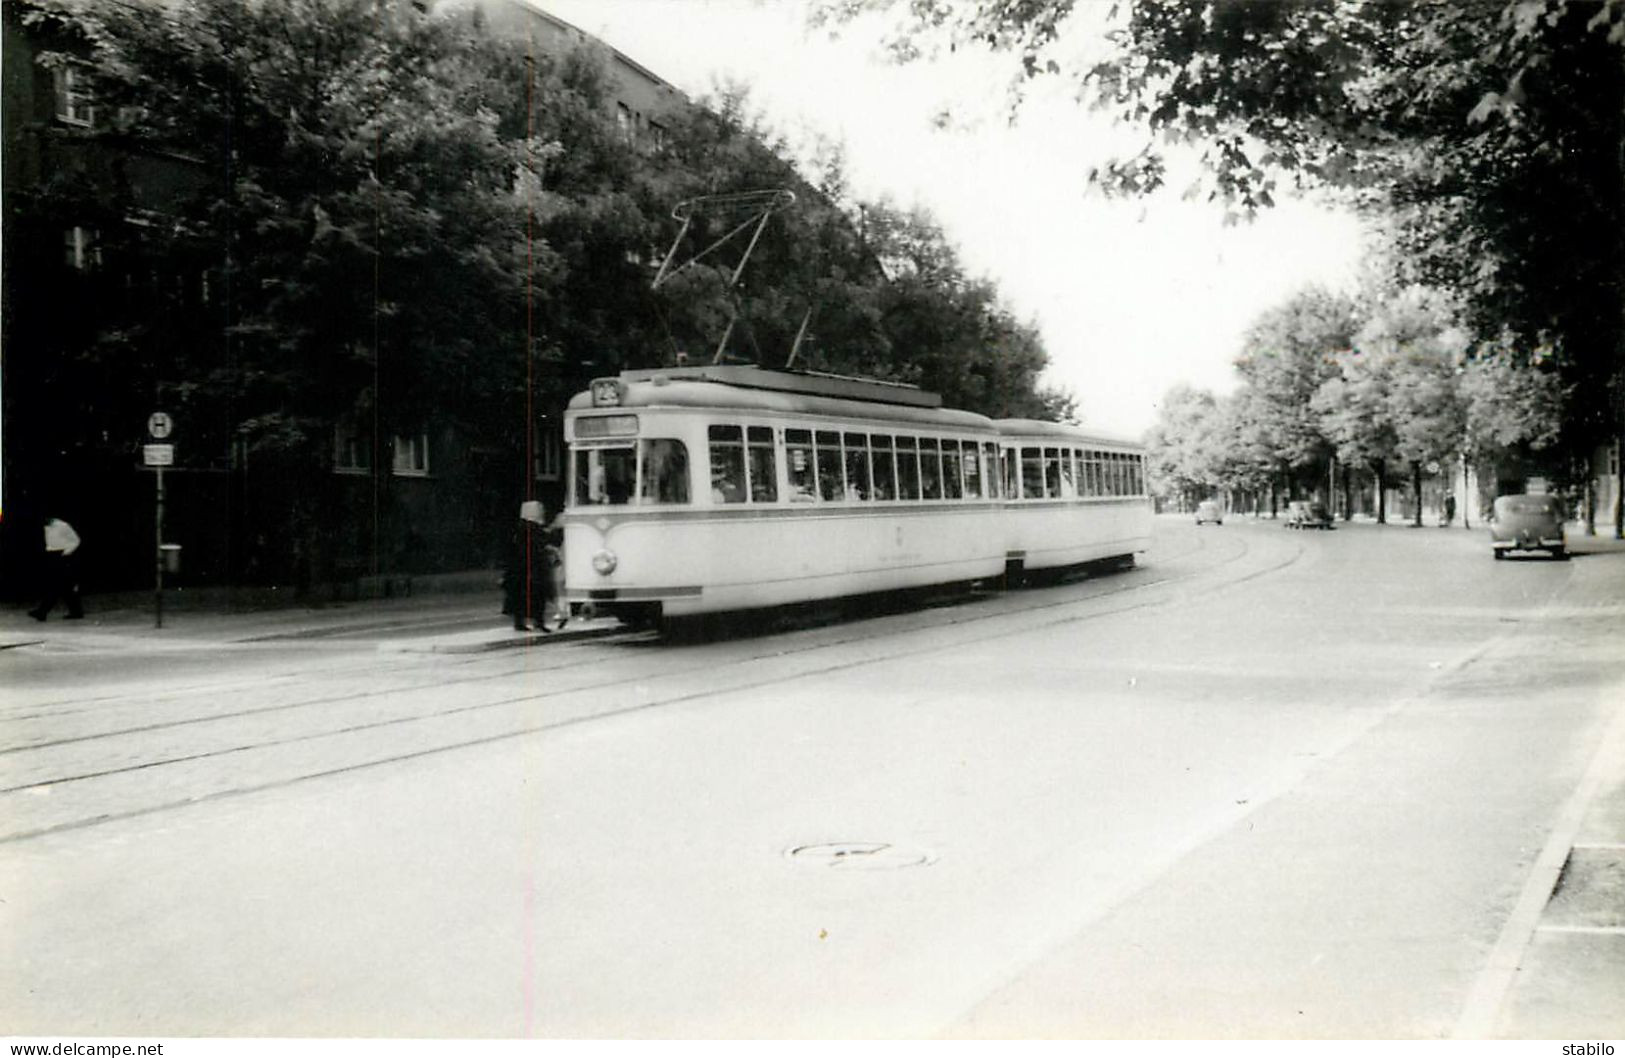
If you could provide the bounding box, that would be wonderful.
[818,0,1625,528]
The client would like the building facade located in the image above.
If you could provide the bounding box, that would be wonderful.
[1,0,688,600]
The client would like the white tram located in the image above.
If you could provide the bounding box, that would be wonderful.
[560,366,1149,625]
[997,419,1153,579]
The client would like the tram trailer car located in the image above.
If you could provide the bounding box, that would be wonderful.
[996,419,1152,581]
[562,366,1010,624]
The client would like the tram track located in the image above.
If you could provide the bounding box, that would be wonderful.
[0,524,1293,845]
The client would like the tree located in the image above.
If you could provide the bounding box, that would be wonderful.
[816,0,1625,536]
[29,0,549,580]
[1146,383,1221,509]
[1313,346,1400,524]
[1232,287,1356,502]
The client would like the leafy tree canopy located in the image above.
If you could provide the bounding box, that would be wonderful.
[815,0,1625,451]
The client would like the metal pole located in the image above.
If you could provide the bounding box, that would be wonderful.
[155,465,165,629]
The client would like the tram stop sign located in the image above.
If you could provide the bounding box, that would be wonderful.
[147,412,173,440]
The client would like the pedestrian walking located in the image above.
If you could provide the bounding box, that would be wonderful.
[29,515,84,621]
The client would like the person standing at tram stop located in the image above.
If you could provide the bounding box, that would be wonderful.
[506,501,568,633]
[29,514,84,621]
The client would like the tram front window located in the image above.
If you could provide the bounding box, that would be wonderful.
[575,445,635,506]
[640,439,690,504]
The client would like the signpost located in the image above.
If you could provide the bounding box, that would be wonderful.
[145,415,174,628]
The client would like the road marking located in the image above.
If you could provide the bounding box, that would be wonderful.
[1452,680,1625,1039]
[1534,925,1625,936]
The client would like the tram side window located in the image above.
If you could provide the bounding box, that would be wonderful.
[962,441,981,498]
[1021,446,1045,500]
[709,424,747,504]
[870,434,897,501]
[1110,454,1123,496]
[1087,451,1101,497]
[747,426,778,503]
[896,436,921,499]
[575,445,635,506]
[1133,455,1145,495]
[815,430,844,500]
[1043,448,1062,498]
[786,429,817,501]
[1002,448,1017,498]
[986,443,1003,499]
[1059,449,1076,498]
[942,441,964,499]
[920,438,943,500]
[843,432,871,500]
[640,439,690,504]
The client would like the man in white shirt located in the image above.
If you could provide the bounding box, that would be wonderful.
[29,516,84,621]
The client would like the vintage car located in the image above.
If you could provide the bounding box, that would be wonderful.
[1489,493,1568,560]
[1194,500,1223,525]
[1284,500,1333,529]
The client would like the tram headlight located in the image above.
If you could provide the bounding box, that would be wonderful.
[591,549,618,576]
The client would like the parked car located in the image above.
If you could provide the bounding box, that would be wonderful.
[1194,500,1223,525]
[1284,500,1333,529]
[1489,493,1567,560]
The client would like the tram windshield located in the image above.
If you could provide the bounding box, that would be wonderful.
[573,439,690,506]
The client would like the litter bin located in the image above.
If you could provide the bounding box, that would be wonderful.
[159,543,182,574]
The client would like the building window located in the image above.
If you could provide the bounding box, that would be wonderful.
[616,102,634,144]
[62,227,100,270]
[52,65,96,127]
[647,120,667,151]
[334,422,371,474]
[392,433,430,477]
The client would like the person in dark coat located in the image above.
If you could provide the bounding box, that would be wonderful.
[30,515,84,621]
[504,502,567,632]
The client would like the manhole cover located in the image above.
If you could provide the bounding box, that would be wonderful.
[787,842,935,870]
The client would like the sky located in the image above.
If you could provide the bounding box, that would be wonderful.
[536,0,1368,437]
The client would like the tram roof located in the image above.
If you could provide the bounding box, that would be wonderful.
[568,376,997,431]
[995,417,1143,449]
[620,365,941,408]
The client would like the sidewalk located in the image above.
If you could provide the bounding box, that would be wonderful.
[0,568,622,654]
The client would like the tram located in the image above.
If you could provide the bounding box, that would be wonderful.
[997,418,1153,580]
[560,365,1149,626]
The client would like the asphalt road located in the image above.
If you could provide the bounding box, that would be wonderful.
[2,515,1621,1038]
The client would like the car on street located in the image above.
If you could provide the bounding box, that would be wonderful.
[1284,500,1333,530]
[1489,493,1568,560]
[1194,500,1223,525]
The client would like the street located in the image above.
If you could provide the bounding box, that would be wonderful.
[2,515,1622,1038]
